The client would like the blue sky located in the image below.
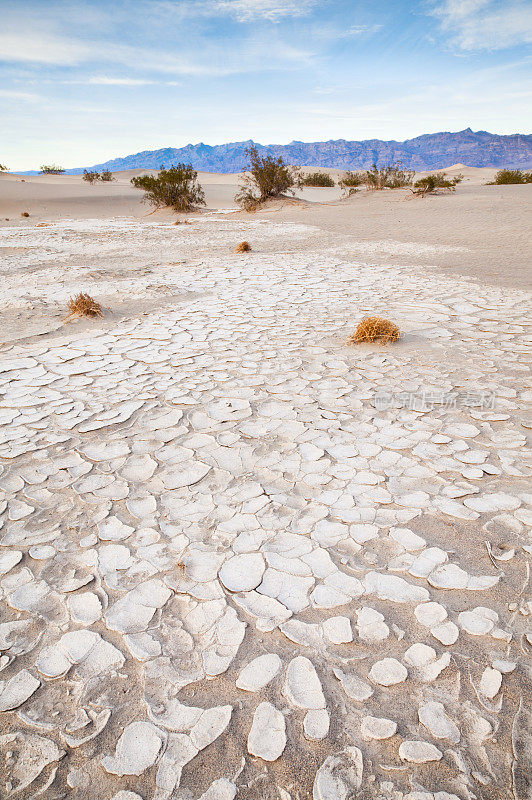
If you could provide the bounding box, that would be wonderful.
[1,0,531,170]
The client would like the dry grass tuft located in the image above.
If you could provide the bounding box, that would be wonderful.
[21,212,30,217]
[235,241,251,253]
[349,316,400,345]
[66,292,103,321]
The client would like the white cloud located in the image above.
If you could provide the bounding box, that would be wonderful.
[0,89,40,101]
[0,31,92,65]
[154,0,318,22]
[208,0,317,21]
[0,24,312,75]
[87,77,157,85]
[433,0,532,50]
[344,24,382,36]
[63,76,183,86]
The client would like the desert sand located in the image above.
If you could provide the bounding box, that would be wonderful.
[0,168,530,800]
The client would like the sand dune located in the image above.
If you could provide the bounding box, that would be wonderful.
[2,165,528,289]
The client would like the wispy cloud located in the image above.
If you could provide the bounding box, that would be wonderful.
[0,88,40,101]
[61,76,183,86]
[0,30,91,65]
[87,77,158,86]
[154,0,318,22]
[208,0,317,21]
[432,0,532,50]
[0,26,312,76]
[343,24,383,36]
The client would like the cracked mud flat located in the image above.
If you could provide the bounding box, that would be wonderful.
[0,215,531,800]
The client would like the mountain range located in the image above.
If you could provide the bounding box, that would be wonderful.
[59,129,532,174]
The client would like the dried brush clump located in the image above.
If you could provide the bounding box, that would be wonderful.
[235,241,251,252]
[66,293,103,321]
[21,212,30,217]
[349,316,400,345]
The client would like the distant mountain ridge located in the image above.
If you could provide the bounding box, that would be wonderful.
[63,128,532,174]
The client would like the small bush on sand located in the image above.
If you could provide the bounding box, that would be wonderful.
[364,162,414,190]
[131,164,205,212]
[83,169,115,184]
[0,164,7,172]
[83,170,100,184]
[66,293,103,320]
[40,164,65,174]
[487,169,532,185]
[413,171,463,196]
[338,170,365,195]
[235,241,251,252]
[339,163,414,194]
[21,212,30,217]
[300,171,335,187]
[349,316,401,345]
[235,145,300,210]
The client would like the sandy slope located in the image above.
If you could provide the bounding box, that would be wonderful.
[1,166,530,290]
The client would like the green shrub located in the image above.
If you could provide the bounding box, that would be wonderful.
[413,171,463,195]
[83,169,115,184]
[131,164,205,212]
[299,171,335,187]
[235,145,300,210]
[83,170,100,184]
[338,170,365,195]
[40,164,65,174]
[364,162,414,189]
[488,169,532,185]
[339,163,414,194]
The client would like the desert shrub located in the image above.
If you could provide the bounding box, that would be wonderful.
[66,293,103,320]
[338,171,365,195]
[83,169,115,184]
[413,171,463,196]
[488,169,532,185]
[40,164,65,174]
[131,164,205,212]
[338,171,365,196]
[300,171,335,187]
[339,163,414,194]
[0,163,7,171]
[83,170,100,184]
[349,316,401,345]
[235,145,300,210]
[21,212,30,217]
[364,162,414,189]
[235,241,251,252]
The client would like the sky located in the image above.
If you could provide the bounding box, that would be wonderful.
[1,0,531,170]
